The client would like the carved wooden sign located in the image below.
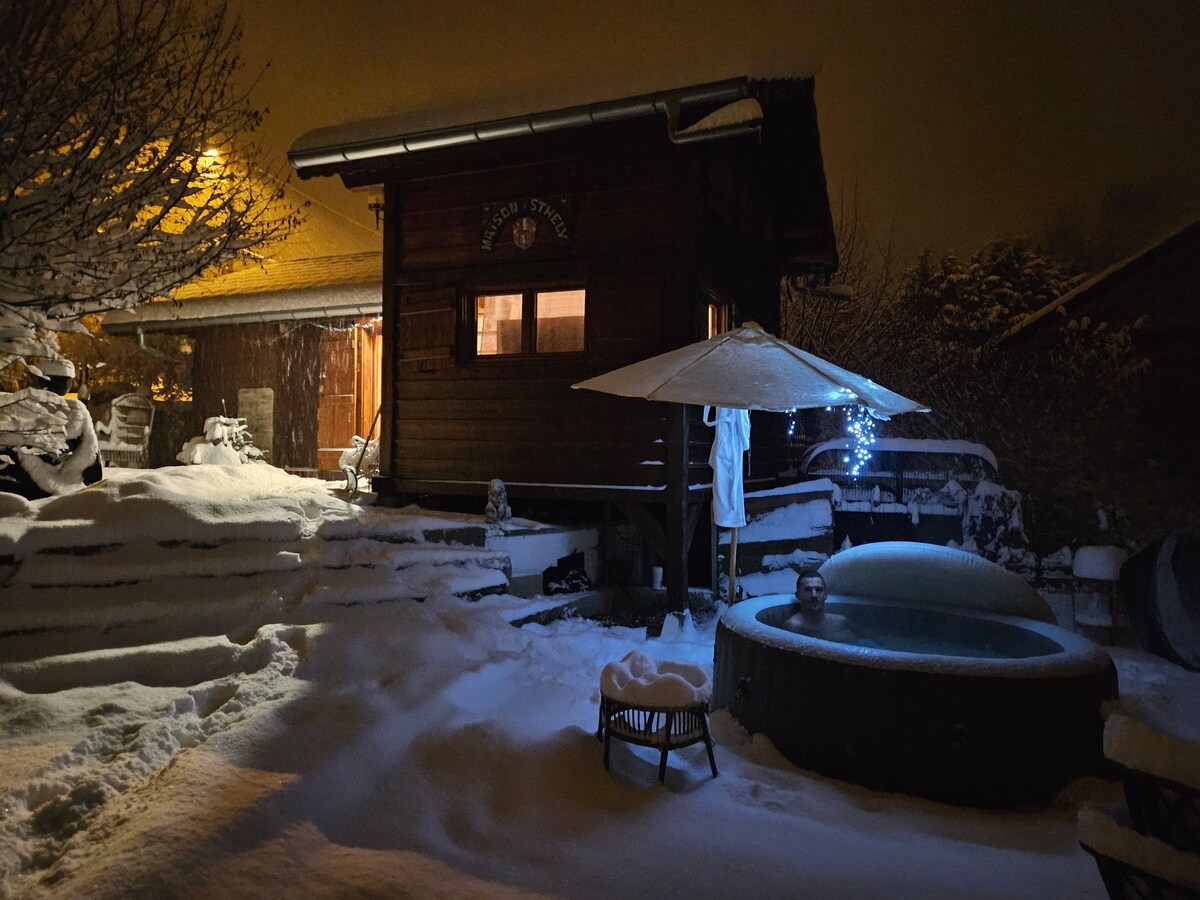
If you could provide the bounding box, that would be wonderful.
[480,196,570,251]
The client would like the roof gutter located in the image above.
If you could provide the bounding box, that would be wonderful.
[105,302,383,335]
[289,77,755,173]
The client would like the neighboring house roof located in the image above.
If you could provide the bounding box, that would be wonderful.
[102,180,383,336]
[104,252,382,334]
[999,219,1200,346]
[174,251,381,300]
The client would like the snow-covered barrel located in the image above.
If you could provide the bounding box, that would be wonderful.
[1120,533,1200,671]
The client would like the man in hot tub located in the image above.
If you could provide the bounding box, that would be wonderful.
[783,570,858,643]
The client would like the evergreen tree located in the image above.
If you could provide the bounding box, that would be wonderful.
[784,235,1148,548]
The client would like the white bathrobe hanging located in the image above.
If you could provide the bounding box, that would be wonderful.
[703,405,751,528]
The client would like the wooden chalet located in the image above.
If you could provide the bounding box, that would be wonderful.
[289,77,838,606]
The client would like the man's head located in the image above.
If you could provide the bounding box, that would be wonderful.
[795,569,827,619]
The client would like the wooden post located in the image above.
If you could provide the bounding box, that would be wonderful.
[378,180,397,485]
[728,526,739,603]
[709,511,719,597]
[665,403,689,613]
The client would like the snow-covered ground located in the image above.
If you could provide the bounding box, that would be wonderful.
[1,468,1198,898]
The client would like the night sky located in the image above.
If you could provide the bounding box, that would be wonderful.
[232,0,1200,261]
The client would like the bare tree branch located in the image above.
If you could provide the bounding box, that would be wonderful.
[0,0,299,340]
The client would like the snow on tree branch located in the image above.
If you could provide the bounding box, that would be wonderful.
[0,0,300,328]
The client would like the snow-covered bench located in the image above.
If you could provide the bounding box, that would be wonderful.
[96,393,154,468]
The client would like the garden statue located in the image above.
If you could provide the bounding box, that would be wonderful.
[485,478,511,523]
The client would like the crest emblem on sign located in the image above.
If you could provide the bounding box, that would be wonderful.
[512,216,538,250]
[480,197,570,252]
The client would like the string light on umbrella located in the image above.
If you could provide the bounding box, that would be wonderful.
[843,405,877,477]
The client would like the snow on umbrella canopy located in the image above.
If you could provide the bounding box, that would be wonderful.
[572,321,929,418]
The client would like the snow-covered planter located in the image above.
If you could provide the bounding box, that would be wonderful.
[961,480,1031,568]
[177,415,267,466]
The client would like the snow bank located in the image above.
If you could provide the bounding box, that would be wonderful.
[3,465,343,553]
[722,496,831,544]
[0,467,510,655]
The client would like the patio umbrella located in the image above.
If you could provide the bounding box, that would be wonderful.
[572,321,929,601]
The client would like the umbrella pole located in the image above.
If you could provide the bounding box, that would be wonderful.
[728,526,739,604]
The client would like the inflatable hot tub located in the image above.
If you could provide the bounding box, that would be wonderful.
[712,543,1118,806]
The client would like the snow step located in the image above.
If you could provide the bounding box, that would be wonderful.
[0,531,511,659]
[6,540,508,589]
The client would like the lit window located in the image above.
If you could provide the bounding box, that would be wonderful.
[472,288,586,357]
[708,302,731,338]
[535,289,585,353]
[476,293,523,356]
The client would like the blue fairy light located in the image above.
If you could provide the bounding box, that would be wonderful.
[844,405,876,477]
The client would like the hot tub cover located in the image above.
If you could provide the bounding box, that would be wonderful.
[818,541,1055,623]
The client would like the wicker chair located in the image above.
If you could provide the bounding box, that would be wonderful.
[596,692,718,783]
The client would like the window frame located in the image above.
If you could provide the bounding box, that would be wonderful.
[467,283,587,360]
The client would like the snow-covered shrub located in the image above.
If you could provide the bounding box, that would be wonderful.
[0,388,103,498]
[177,416,267,466]
[1040,544,1075,581]
[961,480,1029,566]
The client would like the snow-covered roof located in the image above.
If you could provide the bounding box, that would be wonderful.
[102,250,382,333]
[999,218,1200,344]
[177,252,381,300]
[103,280,381,334]
[288,77,756,172]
